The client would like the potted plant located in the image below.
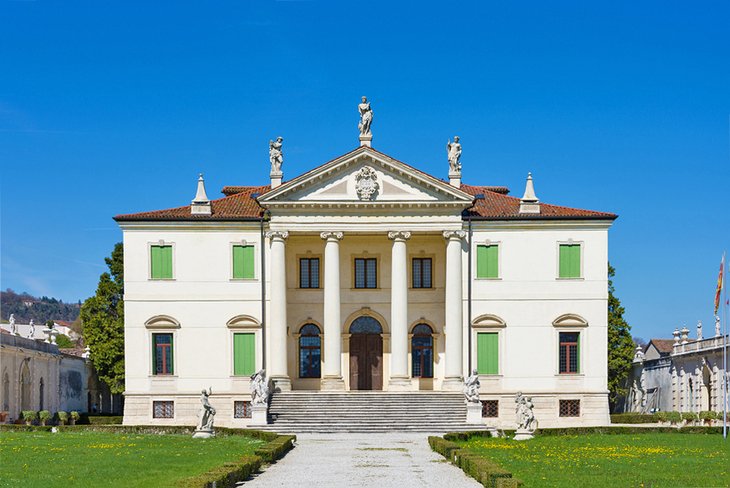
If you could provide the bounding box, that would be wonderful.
[38,410,52,426]
[681,411,698,427]
[70,411,80,425]
[22,410,38,426]
[699,411,717,426]
[57,411,69,425]
[666,411,682,427]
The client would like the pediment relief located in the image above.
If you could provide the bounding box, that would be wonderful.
[472,314,506,328]
[258,147,473,207]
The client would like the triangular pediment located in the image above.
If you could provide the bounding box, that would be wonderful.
[258,146,473,208]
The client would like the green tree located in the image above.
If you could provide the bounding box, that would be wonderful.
[80,243,125,394]
[607,263,634,412]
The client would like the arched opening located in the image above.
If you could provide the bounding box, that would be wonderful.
[2,373,10,411]
[299,324,321,378]
[702,364,712,411]
[39,378,44,411]
[20,362,31,411]
[349,316,383,391]
[411,324,433,378]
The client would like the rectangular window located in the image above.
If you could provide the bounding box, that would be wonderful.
[299,258,320,288]
[559,332,580,374]
[476,245,499,279]
[153,333,174,375]
[476,332,499,375]
[354,258,377,289]
[559,399,581,417]
[412,258,432,289]
[481,400,499,418]
[153,401,174,419]
[234,401,252,419]
[233,333,256,376]
[558,244,581,278]
[232,245,255,279]
[150,245,173,279]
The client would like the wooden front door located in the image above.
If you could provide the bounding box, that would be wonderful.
[349,334,383,390]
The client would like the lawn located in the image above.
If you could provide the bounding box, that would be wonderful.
[0,430,264,487]
[455,433,729,487]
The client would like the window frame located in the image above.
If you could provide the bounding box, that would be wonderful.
[298,256,321,289]
[152,332,175,376]
[230,241,258,281]
[556,241,583,280]
[353,257,378,289]
[148,241,175,280]
[558,331,581,375]
[475,241,501,280]
[470,315,506,377]
[232,332,256,377]
[410,323,434,378]
[297,323,322,379]
[152,400,175,419]
[227,316,262,377]
[411,257,433,289]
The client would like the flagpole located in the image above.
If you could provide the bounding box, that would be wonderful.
[723,251,727,440]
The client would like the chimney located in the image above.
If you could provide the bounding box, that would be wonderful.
[191,173,211,215]
[519,172,540,214]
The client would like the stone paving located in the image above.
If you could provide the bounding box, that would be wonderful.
[243,433,480,487]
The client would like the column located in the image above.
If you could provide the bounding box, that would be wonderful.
[266,231,290,391]
[443,230,466,390]
[321,232,345,390]
[388,231,412,390]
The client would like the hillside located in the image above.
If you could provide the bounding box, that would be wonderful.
[1,289,81,324]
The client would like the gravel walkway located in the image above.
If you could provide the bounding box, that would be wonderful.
[243,433,480,487]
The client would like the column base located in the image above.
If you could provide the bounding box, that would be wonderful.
[321,376,346,391]
[271,376,291,392]
[441,376,463,391]
[388,376,413,391]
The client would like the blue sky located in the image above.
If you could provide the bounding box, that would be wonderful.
[1,1,728,340]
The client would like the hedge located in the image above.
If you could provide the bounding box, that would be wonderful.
[253,435,296,463]
[609,413,658,424]
[175,455,262,488]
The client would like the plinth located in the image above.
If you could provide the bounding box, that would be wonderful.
[250,404,268,426]
[466,403,484,424]
[513,428,535,441]
[192,429,215,439]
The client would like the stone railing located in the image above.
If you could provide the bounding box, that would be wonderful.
[674,335,728,354]
[0,333,59,354]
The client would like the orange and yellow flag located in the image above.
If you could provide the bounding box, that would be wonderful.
[715,254,725,315]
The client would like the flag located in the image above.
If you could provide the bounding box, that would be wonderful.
[715,254,725,315]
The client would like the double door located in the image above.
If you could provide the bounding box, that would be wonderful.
[349,334,383,390]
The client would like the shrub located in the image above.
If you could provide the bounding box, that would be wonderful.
[656,411,669,422]
[176,455,262,488]
[38,410,52,425]
[699,411,717,421]
[253,435,295,463]
[666,411,682,423]
[57,411,69,425]
[610,413,658,424]
[70,411,80,423]
[22,411,38,424]
[681,412,698,422]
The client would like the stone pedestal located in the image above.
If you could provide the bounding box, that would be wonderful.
[321,377,346,391]
[192,429,215,439]
[387,376,412,391]
[270,171,282,189]
[271,376,291,392]
[359,134,372,147]
[513,429,535,441]
[466,403,483,424]
[250,404,269,426]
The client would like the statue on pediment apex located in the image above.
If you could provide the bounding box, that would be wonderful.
[269,137,284,174]
[447,136,462,174]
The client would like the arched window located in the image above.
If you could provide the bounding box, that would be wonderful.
[39,378,44,411]
[349,316,383,334]
[20,362,31,411]
[412,324,433,378]
[299,324,321,378]
[2,373,9,411]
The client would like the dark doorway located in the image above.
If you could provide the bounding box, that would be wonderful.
[349,316,383,390]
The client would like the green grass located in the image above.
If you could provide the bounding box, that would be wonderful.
[0,430,264,487]
[456,433,730,487]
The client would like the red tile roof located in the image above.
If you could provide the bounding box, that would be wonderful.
[461,184,617,220]
[647,339,675,355]
[115,185,270,221]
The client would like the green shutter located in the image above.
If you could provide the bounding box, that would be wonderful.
[233,333,255,376]
[477,245,499,279]
[477,332,499,375]
[233,245,255,279]
[151,245,173,279]
[477,245,488,278]
[559,244,580,278]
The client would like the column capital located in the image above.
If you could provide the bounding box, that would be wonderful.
[320,231,344,241]
[387,231,411,241]
[265,230,289,240]
[443,230,466,240]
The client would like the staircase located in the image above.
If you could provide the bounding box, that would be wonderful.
[258,391,487,433]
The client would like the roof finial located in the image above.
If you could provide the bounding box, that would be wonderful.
[447,136,462,188]
[358,96,373,147]
[191,173,212,215]
[269,136,284,188]
[519,172,540,214]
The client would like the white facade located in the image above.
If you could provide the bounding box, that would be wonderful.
[117,144,615,428]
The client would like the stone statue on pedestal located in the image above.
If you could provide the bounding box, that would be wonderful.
[9,314,17,335]
[463,368,481,404]
[716,315,721,337]
[28,319,35,339]
[697,320,703,341]
[514,392,537,440]
[447,136,462,173]
[358,96,373,136]
[269,137,284,174]
[193,387,216,438]
[250,369,270,406]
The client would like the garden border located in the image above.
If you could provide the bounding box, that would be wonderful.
[0,425,296,488]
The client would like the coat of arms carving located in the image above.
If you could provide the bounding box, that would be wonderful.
[355,166,379,200]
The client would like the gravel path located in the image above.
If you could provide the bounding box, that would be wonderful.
[243,433,480,487]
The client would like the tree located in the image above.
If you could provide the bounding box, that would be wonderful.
[607,263,634,412]
[80,243,125,394]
